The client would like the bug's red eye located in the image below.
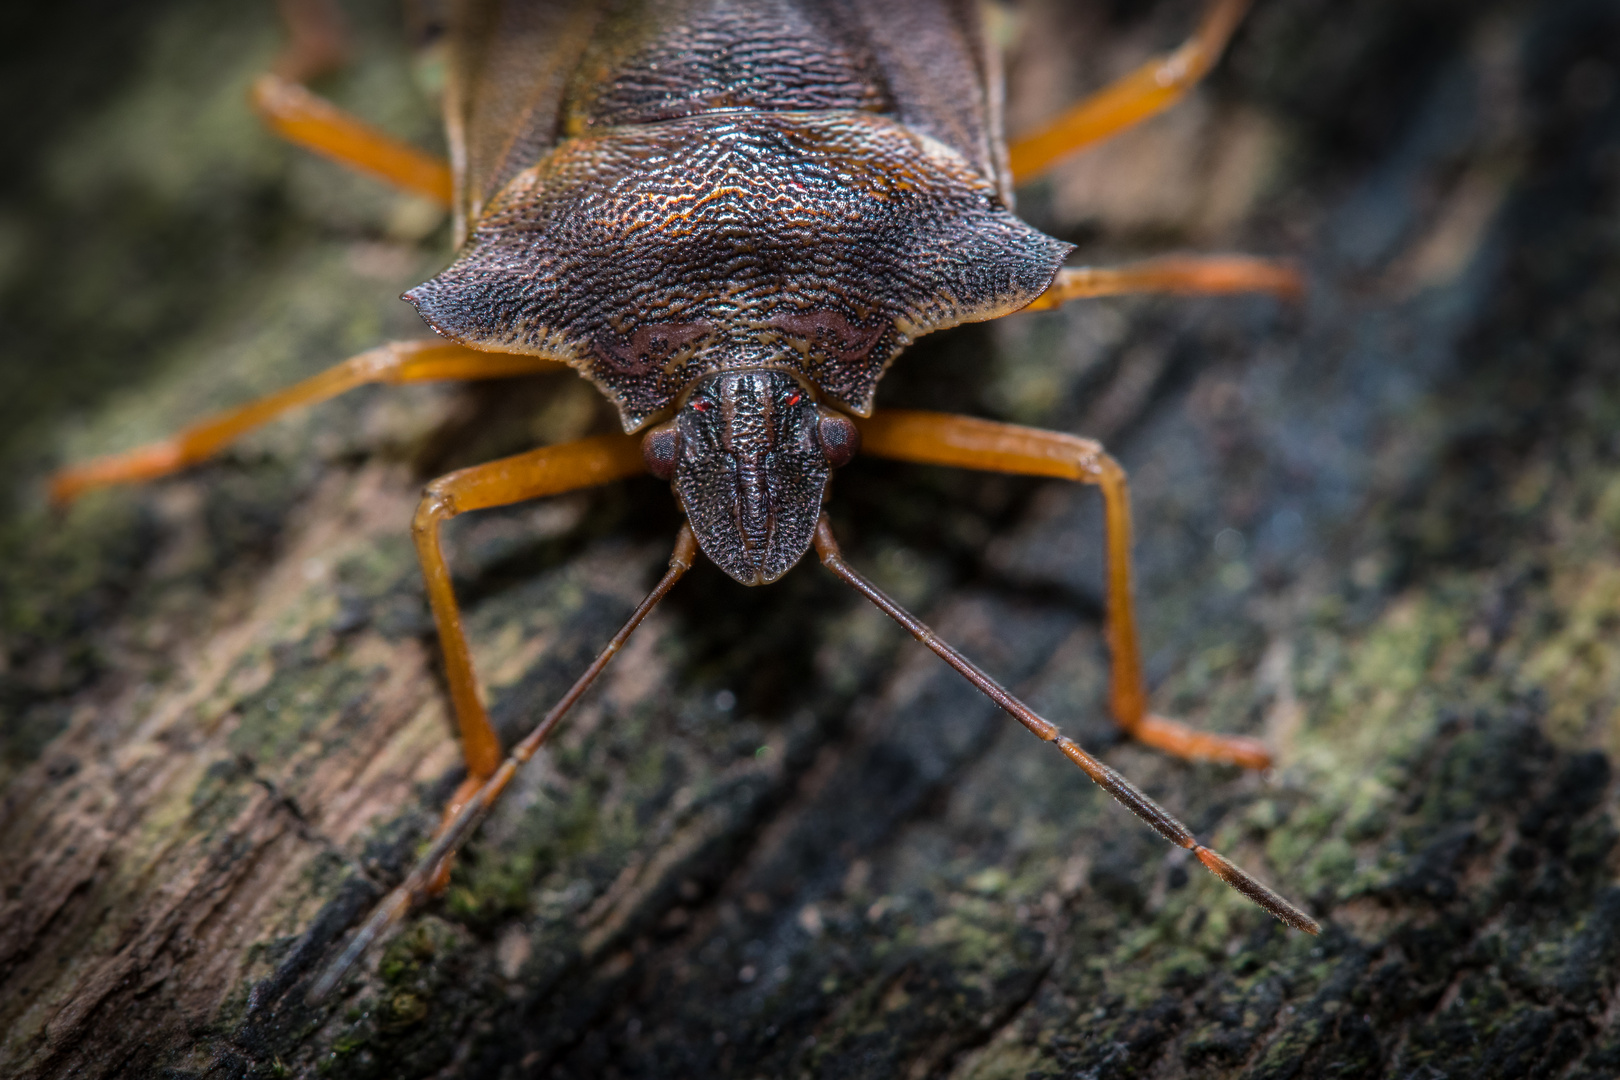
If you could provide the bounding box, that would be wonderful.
[691,399,711,412]
[786,392,802,407]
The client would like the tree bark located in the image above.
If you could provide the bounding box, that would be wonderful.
[4,0,1620,1077]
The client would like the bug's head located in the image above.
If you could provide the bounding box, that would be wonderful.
[640,369,859,586]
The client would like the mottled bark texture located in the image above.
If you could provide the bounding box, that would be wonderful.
[4,0,1620,1077]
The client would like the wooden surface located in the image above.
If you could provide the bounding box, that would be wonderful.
[4,0,1620,1077]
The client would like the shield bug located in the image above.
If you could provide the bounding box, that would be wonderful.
[48,0,1319,996]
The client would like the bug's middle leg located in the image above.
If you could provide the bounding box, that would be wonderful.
[856,409,1270,770]
[812,515,1313,933]
[410,434,647,852]
[1023,255,1304,311]
[50,341,566,504]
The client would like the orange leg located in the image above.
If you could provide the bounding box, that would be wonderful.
[310,524,698,1002]
[812,516,1315,934]
[250,74,453,206]
[1022,255,1304,312]
[50,341,564,505]
[855,409,1271,770]
[1009,0,1253,183]
[410,434,648,839]
[255,0,451,203]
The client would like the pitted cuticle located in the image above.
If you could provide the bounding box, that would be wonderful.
[673,368,830,585]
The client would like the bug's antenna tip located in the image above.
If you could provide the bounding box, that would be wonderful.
[304,886,415,1005]
[305,945,358,1005]
[305,940,368,1005]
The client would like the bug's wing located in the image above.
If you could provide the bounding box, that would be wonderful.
[821,0,1013,204]
[443,0,605,245]
[444,0,1011,244]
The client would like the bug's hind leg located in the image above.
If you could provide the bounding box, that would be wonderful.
[250,74,453,205]
[856,409,1271,770]
[252,0,452,204]
[49,342,564,505]
[1009,0,1253,183]
[410,434,648,887]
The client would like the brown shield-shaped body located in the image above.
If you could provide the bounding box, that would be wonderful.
[411,0,1071,429]
[407,0,1071,581]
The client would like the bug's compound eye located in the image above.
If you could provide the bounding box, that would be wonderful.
[689,398,713,413]
[785,391,802,407]
[641,421,680,480]
[815,409,860,468]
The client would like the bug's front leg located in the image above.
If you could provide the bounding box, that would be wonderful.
[856,409,1270,770]
[409,433,647,882]
[311,522,699,1001]
[811,515,1313,933]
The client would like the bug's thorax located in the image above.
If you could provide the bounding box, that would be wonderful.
[641,369,858,585]
[405,111,1070,432]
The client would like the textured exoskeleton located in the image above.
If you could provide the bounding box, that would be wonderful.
[410,0,1071,582]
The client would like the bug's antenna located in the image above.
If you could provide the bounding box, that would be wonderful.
[307,525,700,1003]
[811,516,1319,935]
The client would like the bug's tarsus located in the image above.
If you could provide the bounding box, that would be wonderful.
[811,514,1319,936]
[306,525,698,1004]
